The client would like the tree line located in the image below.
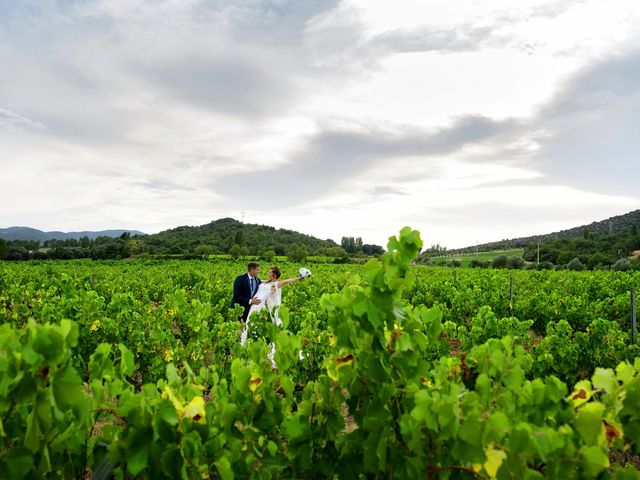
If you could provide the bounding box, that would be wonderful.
[0,233,146,261]
[418,226,640,271]
[0,219,385,262]
[521,225,640,270]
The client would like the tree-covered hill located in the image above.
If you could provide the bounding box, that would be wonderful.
[143,217,338,256]
[420,210,640,270]
[0,218,387,261]
[451,209,640,254]
[521,225,640,269]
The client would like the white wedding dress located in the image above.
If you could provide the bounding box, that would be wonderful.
[239,281,305,368]
[240,282,282,367]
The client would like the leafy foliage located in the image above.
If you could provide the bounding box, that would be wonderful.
[0,229,640,478]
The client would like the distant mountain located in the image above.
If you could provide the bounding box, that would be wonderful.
[451,209,640,254]
[144,217,338,255]
[0,227,145,242]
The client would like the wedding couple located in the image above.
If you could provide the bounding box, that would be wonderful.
[230,261,310,348]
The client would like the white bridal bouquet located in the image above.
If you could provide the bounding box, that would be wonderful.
[298,267,311,279]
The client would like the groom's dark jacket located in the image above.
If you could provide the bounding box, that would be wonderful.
[230,273,261,321]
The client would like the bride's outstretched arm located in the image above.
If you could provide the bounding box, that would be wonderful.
[276,276,304,289]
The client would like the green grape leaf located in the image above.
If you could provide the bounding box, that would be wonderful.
[24,410,40,453]
[459,414,483,446]
[488,412,510,438]
[125,426,153,475]
[1,447,34,479]
[411,390,435,428]
[161,447,183,479]
[127,442,150,475]
[215,456,233,480]
[59,319,79,348]
[267,440,278,457]
[592,368,617,395]
[569,380,593,407]
[483,445,507,479]
[282,415,310,443]
[119,344,135,377]
[574,402,606,446]
[51,365,84,410]
[615,362,635,384]
[581,445,610,477]
[362,398,391,432]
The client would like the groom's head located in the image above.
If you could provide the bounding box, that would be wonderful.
[247,261,260,276]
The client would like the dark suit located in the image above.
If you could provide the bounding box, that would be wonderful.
[230,273,261,322]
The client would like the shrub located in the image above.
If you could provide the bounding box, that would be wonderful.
[491,255,508,269]
[470,259,489,268]
[261,250,276,262]
[536,261,554,270]
[506,257,525,269]
[566,258,586,271]
[287,243,309,263]
[612,258,631,271]
[229,244,242,259]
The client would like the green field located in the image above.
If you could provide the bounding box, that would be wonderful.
[451,248,525,266]
[1,229,639,479]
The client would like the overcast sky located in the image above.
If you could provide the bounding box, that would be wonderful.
[1,0,639,248]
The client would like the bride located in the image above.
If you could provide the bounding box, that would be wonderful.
[240,266,310,366]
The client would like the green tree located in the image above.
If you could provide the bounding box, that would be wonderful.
[235,229,244,246]
[79,236,91,249]
[469,259,488,268]
[362,244,384,256]
[287,243,308,262]
[556,251,576,265]
[229,244,242,259]
[194,244,214,258]
[491,255,508,269]
[587,252,608,269]
[536,261,554,270]
[506,256,525,269]
[125,239,146,257]
[261,250,276,262]
[322,246,349,258]
[6,245,29,260]
[612,258,631,271]
[341,236,355,253]
[566,258,586,271]
[0,238,7,259]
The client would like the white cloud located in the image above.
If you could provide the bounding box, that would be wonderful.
[1,0,640,247]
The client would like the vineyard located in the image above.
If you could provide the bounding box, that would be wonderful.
[1,228,640,479]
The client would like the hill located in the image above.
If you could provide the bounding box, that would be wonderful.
[450,209,640,254]
[144,217,339,255]
[0,227,145,242]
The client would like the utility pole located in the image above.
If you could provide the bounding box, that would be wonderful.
[632,287,637,345]
[537,239,540,265]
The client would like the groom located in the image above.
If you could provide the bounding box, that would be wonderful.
[231,261,262,322]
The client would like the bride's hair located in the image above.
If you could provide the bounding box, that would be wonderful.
[269,266,282,279]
